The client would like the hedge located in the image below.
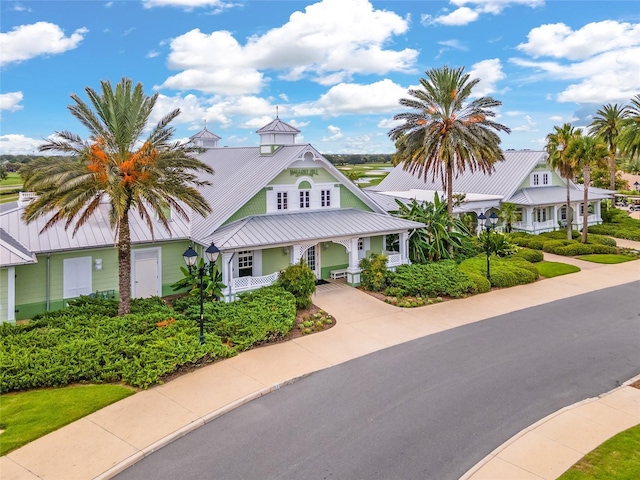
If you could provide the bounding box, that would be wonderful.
[459,255,539,288]
[386,260,476,298]
[512,248,544,263]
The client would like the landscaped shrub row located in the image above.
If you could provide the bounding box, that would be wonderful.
[511,248,544,263]
[385,260,476,298]
[459,255,540,288]
[0,288,296,393]
[588,208,640,242]
[510,232,618,256]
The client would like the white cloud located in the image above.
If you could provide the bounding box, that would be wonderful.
[505,110,526,116]
[468,58,505,96]
[159,0,417,94]
[451,0,543,14]
[288,119,310,129]
[548,115,563,122]
[425,7,479,26]
[0,134,45,154]
[512,114,537,132]
[423,0,542,26]
[315,79,409,115]
[13,3,32,12]
[0,92,24,112]
[322,125,343,141]
[517,20,640,60]
[438,39,468,50]
[377,118,404,129]
[142,0,234,13]
[146,50,160,58]
[0,22,88,66]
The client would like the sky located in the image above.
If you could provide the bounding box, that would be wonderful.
[1,0,639,156]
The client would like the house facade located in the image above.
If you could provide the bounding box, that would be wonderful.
[368,150,613,233]
[0,118,422,323]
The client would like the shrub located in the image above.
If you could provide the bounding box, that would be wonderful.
[512,248,544,263]
[464,271,491,294]
[276,259,316,309]
[586,234,617,247]
[389,260,476,298]
[359,253,389,292]
[542,239,573,254]
[459,255,539,288]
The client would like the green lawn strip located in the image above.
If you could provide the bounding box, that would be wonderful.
[0,193,19,204]
[557,424,640,480]
[535,261,580,278]
[0,384,135,456]
[575,254,637,264]
[0,172,23,187]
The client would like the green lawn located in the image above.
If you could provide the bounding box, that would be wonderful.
[0,172,23,187]
[536,261,581,278]
[576,254,637,264]
[0,384,135,456]
[557,424,640,480]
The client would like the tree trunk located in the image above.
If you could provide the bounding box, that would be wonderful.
[582,166,590,244]
[118,214,132,316]
[609,154,616,191]
[446,163,453,228]
[565,176,572,240]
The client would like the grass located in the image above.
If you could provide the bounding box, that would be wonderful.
[575,254,637,264]
[0,172,23,187]
[0,384,135,456]
[535,261,581,278]
[557,424,640,480]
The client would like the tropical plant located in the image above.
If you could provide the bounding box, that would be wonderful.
[619,94,640,160]
[545,123,579,240]
[564,133,609,243]
[276,259,316,310]
[170,258,226,302]
[388,65,510,221]
[359,253,389,292]
[498,202,519,233]
[589,103,629,190]
[344,170,362,183]
[20,78,213,315]
[391,194,469,263]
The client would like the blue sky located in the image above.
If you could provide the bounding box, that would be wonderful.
[1,0,639,155]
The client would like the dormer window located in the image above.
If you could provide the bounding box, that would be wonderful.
[277,192,288,210]
[299,191,310,208]
[531,172,550,187]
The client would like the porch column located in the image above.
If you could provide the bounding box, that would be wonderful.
[292,244,303,264]
[7,266,15,322]
[595,201,601,223]
[525,207,534,232]
[346,237,361,286]
[551,205,558,230]
[221,252,233,302]
[399,231,410,264]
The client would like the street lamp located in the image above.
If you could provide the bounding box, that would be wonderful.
[182,243,220,344]
[478,211,499,282]
[634,181,639,192]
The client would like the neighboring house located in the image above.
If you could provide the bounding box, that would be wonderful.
[368,150,614,233]
[0,118,422,323]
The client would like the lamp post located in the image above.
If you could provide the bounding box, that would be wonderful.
[182,243,220,344]
[477,211,499,282]
[634,181,639,192]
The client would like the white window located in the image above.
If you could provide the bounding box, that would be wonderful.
[237,251,253,277]
[321,189,331,207]
[531,172,550,187]
[542,173,549,185]
[299,191,310,208]
[534,207,548,223]
[63,257,92,299]
[579,203,595,215]
[532,174,539,186]
[277,192,288,210]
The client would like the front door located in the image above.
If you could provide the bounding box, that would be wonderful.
[304,245,320,279]
[133,249,159,298]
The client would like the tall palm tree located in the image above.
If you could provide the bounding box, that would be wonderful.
[388,66,510,222]
[545,123,579,240]
[619,94,640,160]
[21,78,213,315]
[588,103,629,190]
[564,133,608,243]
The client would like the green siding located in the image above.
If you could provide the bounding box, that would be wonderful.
[158,241,192,295]
[319,242,349,279]
[224,189,267,225]
[339,185,373,211]
[517,166,566,190]
[262,247,290,275]
[369,236,383,255]
[269,167,338,186]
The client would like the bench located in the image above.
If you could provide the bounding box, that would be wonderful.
[330,269,348,279]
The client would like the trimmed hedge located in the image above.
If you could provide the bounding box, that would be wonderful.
[459,255,539,288]
[464,271,491,294]
[512,248,544,263]
[1,288,296,393]
[386,260,476,298]
[512,232,619,256]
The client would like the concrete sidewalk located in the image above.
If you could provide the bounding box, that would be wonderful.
[1,254,639,480]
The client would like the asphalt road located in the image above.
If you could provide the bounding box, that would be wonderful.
[117,282,640,480]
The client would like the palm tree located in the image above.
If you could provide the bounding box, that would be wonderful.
[498,202,519,233]
[588,103,629,190]
[545,123,579,240]
[388,65,510,222]
[21,78,213,315]
[619,94,640,160]
[564,133,608,243]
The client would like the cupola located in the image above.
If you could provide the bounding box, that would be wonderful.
[256,116,300,155]
[189,125,221,149]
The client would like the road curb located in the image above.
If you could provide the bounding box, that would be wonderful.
[458,372,640,480]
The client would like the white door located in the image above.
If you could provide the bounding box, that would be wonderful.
[304,245,320,279]
[133,249,159,298]
[63,257,92,299]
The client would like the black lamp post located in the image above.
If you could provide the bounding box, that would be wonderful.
[478,211,499,282]
[182,243,220,344]
[634,181,639,192]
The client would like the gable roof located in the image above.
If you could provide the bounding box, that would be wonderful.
[370,150,549,202]
[256,117,300,134]
[190,127,221,141]
[508,186,613,205]
[190,144,387,241]
[205,209,424,250]
[0,227,36,266]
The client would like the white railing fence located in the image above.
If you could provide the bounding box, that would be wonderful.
[232,271,279,292]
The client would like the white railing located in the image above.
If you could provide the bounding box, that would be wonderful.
[17,191,37,207]
[232,271,279,292]
[385,252,402,267]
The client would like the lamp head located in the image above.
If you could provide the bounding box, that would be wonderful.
[205,243,220,263]
[478,212,487,228]
[182,246,198,267]
[489,212,499,226]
